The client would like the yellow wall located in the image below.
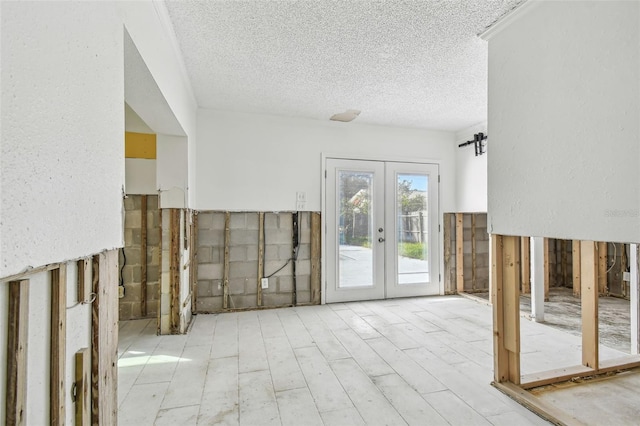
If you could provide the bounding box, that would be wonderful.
[125,132,156,159]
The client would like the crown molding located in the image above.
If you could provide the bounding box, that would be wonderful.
[480,0,543,41]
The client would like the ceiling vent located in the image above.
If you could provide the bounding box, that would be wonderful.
[330,109,361,123]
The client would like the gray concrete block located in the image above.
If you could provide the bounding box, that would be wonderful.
[300,228,311,244]
[266,229,292,245]
[119,302,132,320]
[246,245,258,261]
[197,280,214,297]
[211,247,223,264]
[147,265,159,282]
[197,246,213,264]
[230,246,246,262]
[230,229,259,246]
[146,282,159,300]
[198,263,223,280]
[265,260,292,277]
[278,276,293,292]
[147,228,161,246]
[147,195,159,210]
[297,244,310,260]
[296,260,311,276]
[246,213,259,230]
[265,245,280,261]
[197,296,223,312]
[230,212,246,229]
[125,209,142,229]
[296,291,311,304]
[198,212,215,230]
[123,281,141,302]
[279,213,293,230]
[230,261,257,279]
[296,275,311,292]
[265,213,279,229]
[124,196,136,211]
[146,300,158,317]
[199,230,224,247]
[227,294,256,309]
[230,278,248,295]
[131,229,142,246]
[263,293,293,307]
[262,278,277,293]
[280,245,293,261]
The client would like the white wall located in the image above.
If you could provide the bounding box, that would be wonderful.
[125,159,157,195]
[196,109,456,213]
[455,122,488,213]
[485,0,640,242]
[157,135,189,208]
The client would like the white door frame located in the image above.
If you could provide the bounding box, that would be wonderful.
[321,154,443,304]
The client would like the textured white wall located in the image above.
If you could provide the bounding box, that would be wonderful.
[196,109,456,212]
[455,122,488,213]
[1,2,123,277]
[486,0,640,242]
[157,135,188,208]
[125,159,157,195]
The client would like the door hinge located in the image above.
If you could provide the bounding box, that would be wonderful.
[438,175,440,183]
[439,273,441,282]
[438,224,441,232]
[325,170,327,178]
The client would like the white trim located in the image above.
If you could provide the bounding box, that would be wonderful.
[480,0,543,41]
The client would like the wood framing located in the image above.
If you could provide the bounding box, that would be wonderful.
[598,242,608,295]
[141,194,148,317]
[91,250,119,425]
[190,211,199,314]
[581,241,599,369]
[169,209,181,333]
[521,237,531,294]
[223,212,231,309]
[443,213,453,293]
[74,347,91,425]
[257,212,265,306]
[456,213,464,293]
[77,259,89,303]
[6,279,29,426]
[572,240,581,297]
[50,265,67,425]
[492,234,521,384]
[471,214,477,290]
[310,212,321,304]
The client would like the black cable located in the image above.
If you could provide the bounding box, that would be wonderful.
[119,248,127,295]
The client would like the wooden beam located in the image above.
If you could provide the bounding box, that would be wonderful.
[91,255,99,425]
[492,234,508,383]
[572,240,581,297]
[503,236,521,384]
[456,213,464,293]
[471,214,477,291]
[561,239,568,287]
[74,348,91,426]
[6,280,29,426]
[170,209,181,333]
[223,212,231,309]
[521,237,531,294]
[190,212,199,314]
[310,212,321,304]
[443,214,453,294]
[543,238,550,301]
[141,194,148,317]
[257,212,265,306]
[598,242,608,295]
[76,259,88,303]
[581,240,599,369]
[50,265,67,425]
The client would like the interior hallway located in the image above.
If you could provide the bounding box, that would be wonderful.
[118,296,550,425]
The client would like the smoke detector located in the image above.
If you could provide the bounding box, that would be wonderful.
[330,109,361,123]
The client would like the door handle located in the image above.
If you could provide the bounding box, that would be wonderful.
[378,237,385,243]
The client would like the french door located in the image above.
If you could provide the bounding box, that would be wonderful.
[325,158,440,303]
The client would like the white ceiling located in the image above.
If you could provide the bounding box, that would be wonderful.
[164,0,524,132]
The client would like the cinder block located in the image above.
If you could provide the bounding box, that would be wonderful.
[161,248,170,271]
[266,229,292,245]
[198,212,215,230]
[297,244,310,259]
[198,263,223,280]
[211,212,226,230]
[262,293,292,307]
[146,300,158,317]
[300,228,311,244]
[230,229,259,246]
[197,246,213,264]
[147,265,159,282]
[199,230,224,247]
[476,241,490,255]
[230,278,248,295]
[265,213,279,229]
[278,276,293,292]
[197,296,223,312]
[279,245,293,261]
[463,214,471,227]
[296,291,311,304]
[131,229,141,245]
[265,245,280,261]
[147,210,158,229]
[147,246,160,265]
[124,229,134,246]
[147,228,161,246]
[246,245,258,261]
[161,293,171,313]
[265,260,292,277]
[230,212,246,229]
[262,278,276,293]
[279,213,293,230]
[296,275,311,292]
[296,260,311,276]
[230,261,257,279]
[146,282,159,300]
[230,246,246,262]
[230,294,257,310]
[161,272,170,293]
[147,195,159,210]
[119,302,132,321]
[123,281,141,303]
[124,196,136,211]
[211,247,222,264]
[197,280,213,297]
[125,209,142,229]
[246,213,259,230]
[131,303,142,319]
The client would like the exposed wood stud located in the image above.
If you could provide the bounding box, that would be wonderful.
[572,240,581,297]
[141,195,148,317]
[561,239,568,287]
[492,234,508,383]
[170,209,181,333]
[50,265,67,425]
[543,238,550,301]
[6,279,29,426]
[223,212,231,309]
[581,240,599,369]
[443,214,452,293]
[257,212,265,306]
[77,259,87,303]
[471,214,477,291]
[521,237,531,294]
[598,242,608,295]
[310,212,322,304]
[74,348,90,426]
[91,255,100,425]
[456,213,464,293]
[503,236,521,384]
[190,212,199,314]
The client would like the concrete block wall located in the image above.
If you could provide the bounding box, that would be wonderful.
[119,195,161,320]
[197,211,314,312]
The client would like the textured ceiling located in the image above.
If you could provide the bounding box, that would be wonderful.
[165,0,524,131]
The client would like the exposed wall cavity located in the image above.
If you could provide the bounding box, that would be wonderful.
[196,211,320,312]
[119,195,161,320]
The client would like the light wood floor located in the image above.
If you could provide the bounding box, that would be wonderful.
[118,296,552,425]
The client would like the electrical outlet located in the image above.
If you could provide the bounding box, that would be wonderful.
[118,286,125,299]
[296,192,306,201]
[296,201,306,210]
[623,271,631,282]
[261,278,269,289]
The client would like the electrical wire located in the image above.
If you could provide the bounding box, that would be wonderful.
[66,292,97,310]
[605,242,617,274]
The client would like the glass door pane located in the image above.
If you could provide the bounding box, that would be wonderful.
[396,173,429,285]
[338,170,374,287]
